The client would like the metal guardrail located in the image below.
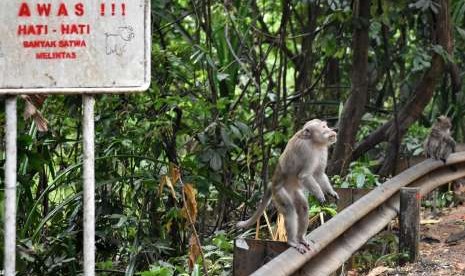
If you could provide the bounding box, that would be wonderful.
[251,152,465,276]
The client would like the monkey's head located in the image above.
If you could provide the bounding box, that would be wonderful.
[436,115,452,131]
[299,119,337,145]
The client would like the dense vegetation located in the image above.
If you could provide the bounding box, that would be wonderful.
[1,0,465,275]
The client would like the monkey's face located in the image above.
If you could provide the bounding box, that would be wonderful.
[324,125,337,145]
[326,128,337,144]
[300,120,337,145]
[437,116,452,130]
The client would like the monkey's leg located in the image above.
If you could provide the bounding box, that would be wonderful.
[275,188,308,254]
[299,173,326,203]
[433,144,441,160]
[294,190,311,250]
[425,139,432,158]
[315,173,339,200]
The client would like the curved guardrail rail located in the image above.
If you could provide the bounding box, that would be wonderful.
[251,152,465,276]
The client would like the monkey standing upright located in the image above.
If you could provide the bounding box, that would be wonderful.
[236,119,339,253]
[424,115,456,163]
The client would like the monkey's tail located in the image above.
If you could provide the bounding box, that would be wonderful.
[236,182,273,229]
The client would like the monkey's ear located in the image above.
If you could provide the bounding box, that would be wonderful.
[438,115,447,122]
[298,128,312,139]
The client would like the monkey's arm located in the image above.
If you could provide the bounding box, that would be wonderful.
[439,135,456,163]
[314,173,339,200]
[444,135,456,151]
[299,173,326,203]
[425,131,443,159]
[424,136,433,158]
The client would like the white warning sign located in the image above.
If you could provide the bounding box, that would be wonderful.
[0,0,150,93]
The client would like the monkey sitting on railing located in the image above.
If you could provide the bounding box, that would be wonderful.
[424,115,456,164]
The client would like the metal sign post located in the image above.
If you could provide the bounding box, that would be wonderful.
[4,96,17,276]
[0,0,151,274]
[82,95,95,276]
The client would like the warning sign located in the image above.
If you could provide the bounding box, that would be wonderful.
[0,0,150,94]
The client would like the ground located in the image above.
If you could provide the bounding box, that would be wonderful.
[366,204,465,276]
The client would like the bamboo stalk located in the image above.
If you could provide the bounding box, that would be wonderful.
[263,212,275,240]
[255,217,260,240]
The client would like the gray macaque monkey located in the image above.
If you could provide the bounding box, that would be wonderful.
[425,115,456,163]
[237,119,339,253]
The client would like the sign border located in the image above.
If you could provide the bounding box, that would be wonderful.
[0,0,151,94]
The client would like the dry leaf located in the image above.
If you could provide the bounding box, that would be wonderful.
[164,220,172,232]
[263,212,274,239]
[421,219,441,225]
[188,234,201,272]
[182,183,198,223]
[456,262,465,271]
[170,164,180,184]
[21,95,48,132]
[165,176,177,200]
[158,175,178,200]
[158,176,166,197]
[367,266,391,276]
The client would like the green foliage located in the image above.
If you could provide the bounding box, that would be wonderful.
[409,0,441,13]
[356,114,387,142]
[138,265,174,276]
[203,233,233,275]
[353,231,400,272]
[452,0,465,23]
[423,190,455,209]
[332,161,381,189]
[309,204,338,218]
[403,122,429,156]
[411,48,432,72]
[137,232,233,276]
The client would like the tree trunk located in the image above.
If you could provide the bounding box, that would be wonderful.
[294,3,319,130]
[328,0,371,176]
[326,57,341,111]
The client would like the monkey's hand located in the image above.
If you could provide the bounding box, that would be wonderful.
[329,190,339,201]
[316,194,326,204]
